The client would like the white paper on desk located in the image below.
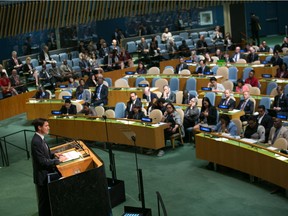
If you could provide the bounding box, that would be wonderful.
[62,151,81,162]
[267,146,278,151]
[187,63,197,66]
[221,133,233,138]
[116,120,136,124]
[214,137,229,142]
[240,138,258,144]
[251,64,264,67]
[73,100,83,103]
[276,156,288,161]
[228,109,240,113]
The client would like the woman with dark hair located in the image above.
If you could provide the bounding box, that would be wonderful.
[135,61,147,74]
[193,97,217,130]
[214,114,237,136]
[183,97,200,129]
[84,74,97,88]
[275,63,288,78]
[127,104,146,120]
[235,78,250,93]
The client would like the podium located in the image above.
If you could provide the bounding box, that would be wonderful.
[48,141,112,216]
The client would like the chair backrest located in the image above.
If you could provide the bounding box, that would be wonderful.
[104,109,115,118]
[252,60,261,64]
[71,51,79,59]
[179,32,189,40]
[115,78,129,87]
[162,68,174,74]
[242,67,253,80]
[50,54,60,62]
[179,69,191,75]
[282,47,288,54]
[190,32,199,39]
[237,58,247,63]
[115,102,126,118]
[270,87,278,96]
[169,77,179,92]
[155,79,168,93]
[216,66,229,80]
[231,119,242,136]
[284,84,288,97]
[211,65,219,75]
[265,55,272,62]
[249,97,256,113]
[104,77,112,87]
[139,80,150,86]
[103,80,109,87]
[95,106,105,117]
[152,77,160,87]
[72,102,83,113]
[59,53,68,62]
[259,97,271,110]
[273,138,288,150]
[31,59,39,67]
[45,89,52,99]
[198,55,205,60]
[188,90,198,99]
[185,77,197,91]
[266,82,278,95]
[176,108,184,123]
[58,90,72,99]
[126,41,137,53]
[222,80,234,91]
[149,109,163,123]
[205,92,216,106]
[72,58,80,66]
[228,66,238,81]
[147,67,160,74]
[249,87,260,95]
[135,77,146,87]
[154,91,162,98]
[175,91,183,104]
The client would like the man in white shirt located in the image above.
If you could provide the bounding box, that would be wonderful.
[208,77,225,92]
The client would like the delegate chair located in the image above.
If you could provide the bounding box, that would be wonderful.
[205,92,216,106]
[211,65,219,75]
[228,66,238,83]
[231,119,242,136]
[175,91,183,104]
[259,97,271,110]
[169,77,179,92]
[115,78,129,87]
[58,90,72,99]
[151,77,160,87]
[72,58,80,66]
[179,69,191,75]
[189,90,198,98]
[104,77,112,87]
[155,79,168,92]
[170,108,184,149]
[104,109,115,118]
[249,87,261,95]
[273,138,288,150]
[72,102,83,113]
[59,53,68,62]
[135,77,146,87]
[163,68,174,74]
[242,67,253,81]
[185,77,197,91]
[216,66,229,80]
[266,82,278,95]
[149,109,163,124]
[237,58,247,63]
[147,67,160,74]
[95,106,105,117]
[222,80,234,91]
[115,102,126,118]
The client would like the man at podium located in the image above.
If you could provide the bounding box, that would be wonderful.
[31,118,67,216]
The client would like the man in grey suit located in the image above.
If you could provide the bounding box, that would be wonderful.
[161,85,176,103]
[268,118,288,145]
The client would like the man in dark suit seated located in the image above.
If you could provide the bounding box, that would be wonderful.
[196,35,207,55]
[39,45,56,65]
[259,40,270,52]
[236,91,254,121]
[161,85,176,103]
[79,53,91,77]
[230,46,245,63]
[272,85,288,115]
[33,86,50,99]
[31,118,67,216]
[218,89,236,110]
[246,47,259,63]
[269,51,283,67]
[175,56,189,74]
[59,99,77,115]
[92,77,108,106]
[257,105,273,143]
[125,92,142,117]
[196,59,210,74]
[103,51,120,72]
[8,51,23,74]
[142,86,158,103]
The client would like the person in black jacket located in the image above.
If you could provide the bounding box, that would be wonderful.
[175,56,189,74]
[59,99,77,115]
[126,92,142,117]
[218,89,236,110]
[257,105,273,143]
[127,104,146,120]
[236,91,254,121]
[272,85,288,115]
[31,118,66,216]
[92,77,108,106]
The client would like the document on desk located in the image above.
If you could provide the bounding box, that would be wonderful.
[62,151,81,162]
[116,120,136,124]
[214,137,229,142]
[267,146,278,151]
[150,122,166,127]
[228,109,240,113]
[240,138,258,144]
[275,155,288,161]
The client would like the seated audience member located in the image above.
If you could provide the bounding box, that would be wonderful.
[235,79,250,93]
[110,39,121,54]
[9,69,28,93]
[78,102,96,116]
[0,72,18,97]
[125,92,142,117]
[39,45,56,65]
[243,116,265,143]
[89,54,103,75]
[259,40,270,52]
[59,59,77,79]
[143,86,158,103]
[135,61,147,74]
[272,85,288,115]
[8,51,23,74]
[194,97,217,130]
[49,62,64,83]
[60,99,77,115]
[246,47,259,63]
[119,47,133,69]
[204,53,213,63]
[218,89,236,110]
[0,64,8,76]
[158,103,184,157]
[196,35,207,55]
[92,76,108,106]
[75,86,91,102]
[175,56,189,74]
[269,51,283,67]
[214,114,238,136]
[281,36,288,49]
[236,91,254,121]
[33,86,50,99]
[149,38,160,58]
[224,32,234,51]
[22,57,40,86]
[257,105,273,143]
[85,74,97,88]
[161,27,172,44]
[183,97,200,130]
[161,85,176,103]
[167,39,178,59]
[79,53,91,76]
[230,46,244,63]
[189,50,199,63]
[127,104,146,120]
[67,77,79,88]
[214,49,224,60]
[103,51,121,71]
[275,63,288,78]
[39,63,56,90]
[268,117,288,145]
[147,97,164,115]
[98,42,109,58]
[213,28,223,44]
[178,40,190,57]
[207,77,225,92]
[196,59,210,74]
[244,70,259,87]
[137,37,149,62]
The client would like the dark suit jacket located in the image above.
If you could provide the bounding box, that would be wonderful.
[143,92,158,103]
[93,84,108,105]
[196,65,210,74]
[22,63,34,73]
[34,91,50,99]
[79,59,90,71]
[273,94,288,112]
[230,53,245,63]
[60,104,77,114]
[258,113,273,142]
[8,58,23,73]
[126,98,142,116]
[31,133,59,185]
[99,47,109,58]
[246,53,259,63]
[39,50,52,65]
[269,56,283,67]
[236,99,254,115]
[199,106,217,125]
[175,63,189,74]
[219,98,236,110]
[161,91,176,103]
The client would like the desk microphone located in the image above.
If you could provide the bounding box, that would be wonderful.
[74,140,90,157]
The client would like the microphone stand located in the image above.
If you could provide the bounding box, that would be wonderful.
[102,115,117,184]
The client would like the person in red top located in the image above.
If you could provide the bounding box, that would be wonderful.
[245,70,259,87]
[0,72,18,97]
[119,47,133,69]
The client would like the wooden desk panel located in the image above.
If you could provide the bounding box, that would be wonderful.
[26,102,63,120]
[195,134,288,189]
[259,79,288,95]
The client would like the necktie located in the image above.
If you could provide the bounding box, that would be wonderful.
[147,95,150,102]
[97,85,102,99]
[43,139,49,152]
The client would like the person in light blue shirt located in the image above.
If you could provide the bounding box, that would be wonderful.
[214,114,238,136]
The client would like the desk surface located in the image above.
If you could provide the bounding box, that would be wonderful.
[195,133,288,189]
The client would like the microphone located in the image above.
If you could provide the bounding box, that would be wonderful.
[74,140,89,157]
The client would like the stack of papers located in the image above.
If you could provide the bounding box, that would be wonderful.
[240,138,258,144]
[62,151,81,162]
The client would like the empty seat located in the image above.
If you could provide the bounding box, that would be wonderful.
[59,53,68,62]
